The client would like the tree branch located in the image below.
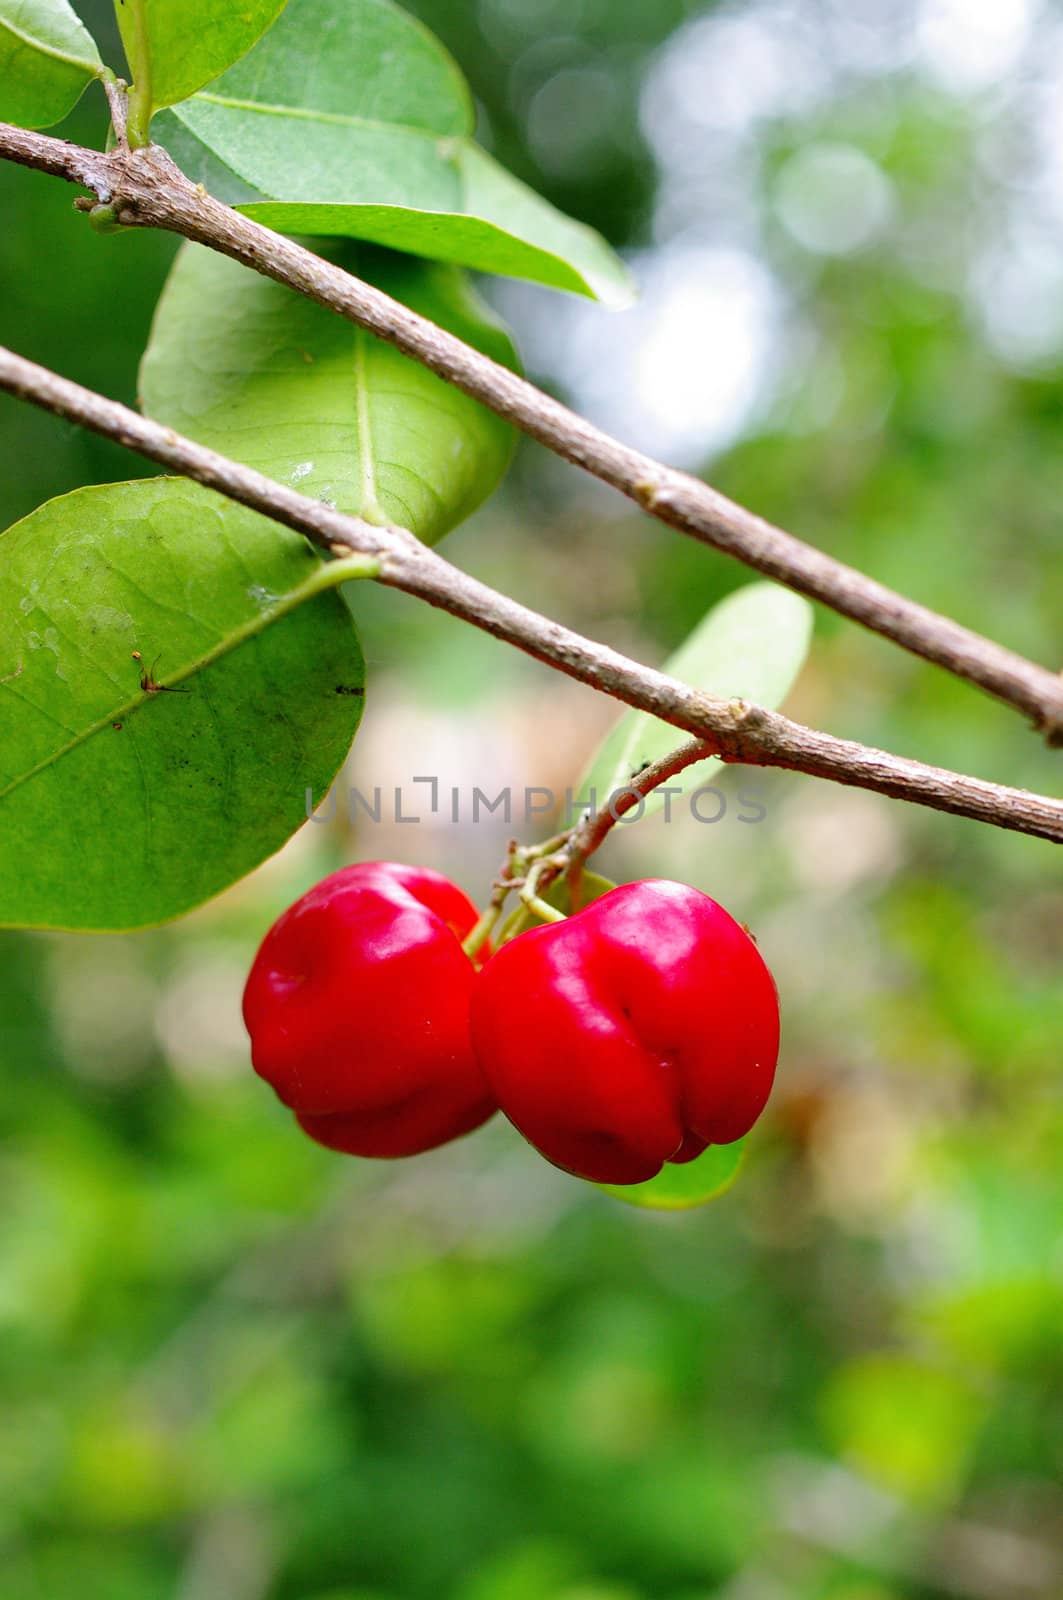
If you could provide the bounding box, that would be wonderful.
[511,739,721,918]
[1,342,1059,844]
[570,738,715,861]
[482,747,723,925]
[0,122,1061,742]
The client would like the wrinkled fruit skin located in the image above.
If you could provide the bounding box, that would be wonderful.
[470,879,779,1185]
[243,861,495,1158]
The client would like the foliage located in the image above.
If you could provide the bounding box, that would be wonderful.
[115,0,285,125]
[0,479,364,928]
[0,0,101,128]
[0,0,1061,1595]
[0,0,638,933]
[153,0,634,303]
[140,242,518,542]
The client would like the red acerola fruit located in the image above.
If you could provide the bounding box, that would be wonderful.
[243,861,495,1158]
[470,879,779,1185]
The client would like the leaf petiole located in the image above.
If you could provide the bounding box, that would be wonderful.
[119,0,154,147]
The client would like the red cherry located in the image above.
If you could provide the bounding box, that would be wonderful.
[470,879,779,1185]
[243,861,495,1157]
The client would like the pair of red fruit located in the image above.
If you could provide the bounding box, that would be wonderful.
[242,861,780,1186]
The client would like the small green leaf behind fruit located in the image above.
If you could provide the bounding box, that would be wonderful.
[580,582,814,817]
[154,0,633,304]
[597,1140,746,1211]
[495,868,616,948]
[0,478,365,930]
[139,241,518,545]
[0,0,102,129]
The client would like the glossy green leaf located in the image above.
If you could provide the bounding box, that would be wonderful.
[116,0,286,117]
[579,583,814,818]
[0,478,366,931]
[0,0,102,128]
[155,0,632,305]
[139,241,518,544]
[597,1140,745,1211]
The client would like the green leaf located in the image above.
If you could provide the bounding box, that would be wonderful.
[0,0,102,129]
[116,0,286,121]
[139,241,518,544]
[155,0,632,305]
[597,1140,746,1211]
[579,583,814,818]
[0,478,366,931]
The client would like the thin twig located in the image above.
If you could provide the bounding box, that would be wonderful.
[509,739,736,909]
[0,123,1060,740]
[100,72,129,150]
[460,850,519,957]
[1,342,1059,844]
[571,739,714,858]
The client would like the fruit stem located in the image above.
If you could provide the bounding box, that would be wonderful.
[522,894,567,925]
[518,856,568,925]
[461,901,503,958]
[468,740,718,949]
[464,835,576,953]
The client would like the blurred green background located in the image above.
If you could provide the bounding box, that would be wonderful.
[1,1,1062,1597]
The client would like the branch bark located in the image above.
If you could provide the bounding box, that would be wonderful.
[2,342,1060,844]
[499,739,722,922]
[1,122,1061,742]
[568,738,715,862]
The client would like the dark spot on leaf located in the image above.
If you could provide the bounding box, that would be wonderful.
[334,684,364,696]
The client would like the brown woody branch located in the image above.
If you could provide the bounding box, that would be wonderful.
[0,122,1061,742]
[1,342,1059,844]
[570,739,715,860]
[508,739,721,917]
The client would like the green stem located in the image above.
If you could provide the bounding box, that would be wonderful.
[123,0,154,149]
[521,829,571,860]
[521,893,567,926]
[492,901,526,948]
[518,856,568,926]
[461,901,503,959]
[309,552,383,590]
[463,833,578,955]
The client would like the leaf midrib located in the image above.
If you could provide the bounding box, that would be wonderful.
[0,553,363,804]
[352,327,385,524]
[190,90,459,147]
